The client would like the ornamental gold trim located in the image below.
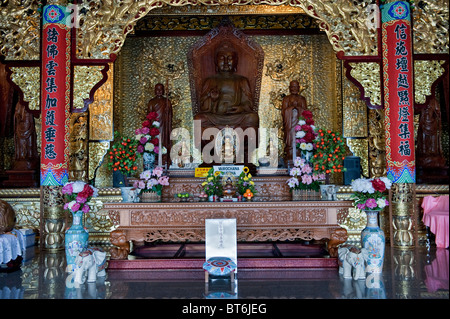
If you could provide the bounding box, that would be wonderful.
[75,0,379,59]
[9,67,41,111]
[414,60,446,105]
[349,62,381,107]
[73,65,104,110]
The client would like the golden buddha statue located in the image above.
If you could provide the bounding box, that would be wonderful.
[194,42,259,131]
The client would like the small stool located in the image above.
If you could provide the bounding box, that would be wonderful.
[203,257,237,282]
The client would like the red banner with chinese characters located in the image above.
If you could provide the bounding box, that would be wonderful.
[382,1,415,183]
[40,5,70,186]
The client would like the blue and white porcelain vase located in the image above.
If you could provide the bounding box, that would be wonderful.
[65,210,89,273]
[143,151,155,171]
[361,209,385,274]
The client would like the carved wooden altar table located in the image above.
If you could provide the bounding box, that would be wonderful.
[105,200,351,262]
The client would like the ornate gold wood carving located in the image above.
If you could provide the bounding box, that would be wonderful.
[8,67,41,111]
[135,12,317,31]
[88,141,110,181]
[74,0,380,60]
[69,112,88,181]
[0,0,41,60]
[342,66,368,138]
[89,63,114,141]
[2,0,448,61]
[368,108,387,178]
[73,65,104,110]
[348,62,381,108]
[413,0,449,54]
[414,60,446,106]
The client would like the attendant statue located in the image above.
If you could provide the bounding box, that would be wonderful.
[147,83,173,165]
[195,42,259,130]
[281,80,308,164]
[13,101,39,171]
[416,98,446,168]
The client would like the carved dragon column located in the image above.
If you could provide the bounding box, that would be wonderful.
[382,1,416,248]
[40,3,71,251]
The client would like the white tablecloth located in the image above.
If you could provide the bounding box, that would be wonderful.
[0,228,26,264]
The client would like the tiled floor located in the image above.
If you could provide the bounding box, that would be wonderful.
[1,243,448,301]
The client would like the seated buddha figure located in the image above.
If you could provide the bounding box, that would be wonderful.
[194,42,259,133]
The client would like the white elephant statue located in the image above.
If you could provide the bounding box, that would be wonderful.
[338,245,368,280]
[73,247,107,285]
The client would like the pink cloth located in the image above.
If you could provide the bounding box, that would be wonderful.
[424,248,449,292]
[422,195,449,248]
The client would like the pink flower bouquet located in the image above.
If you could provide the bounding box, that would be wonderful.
[62,181,98,213]
[133,167,170,196]
[350,177,392,210]
[286,157,325,191]
[295,110,318,155]
[135,111,167,157]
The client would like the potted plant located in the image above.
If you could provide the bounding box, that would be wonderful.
[350,176,392,274]
[107,131,140,187]
[286,157,325,200]
[135,111,167,171]
[133,167,170,202]
[236,166,257,200]
[310,129,347,183]
[201,168,223,201]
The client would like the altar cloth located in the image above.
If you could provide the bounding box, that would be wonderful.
[422,195,449,248]
[424,248,449,292]
[0,229,26,265]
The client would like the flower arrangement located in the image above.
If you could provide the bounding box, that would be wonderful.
[132,167,170,195]
[62,181,98,214]
[286,157,325,191]
[236,166,257,195]
[311,129,347,175]
[135,111,167,157]
[107,131,140,176]
[295,110,318,155]
[201,168,223,196]
[243,189,254,201]
[350,177,392,211]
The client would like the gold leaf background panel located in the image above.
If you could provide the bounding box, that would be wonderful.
[113,33,340,162]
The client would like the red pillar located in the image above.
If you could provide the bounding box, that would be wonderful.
[40,4,70,186]
[382,1,415,183]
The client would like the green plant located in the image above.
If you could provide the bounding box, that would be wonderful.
[201,168,223,196]
[236,166,257,195]
[107,131,140,176]
[310,129,347,176]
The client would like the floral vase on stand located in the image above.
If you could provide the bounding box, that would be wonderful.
[361,209,385,274]
[65,210,89,273]
[62,181,98,273]
[350,176,392,274]
[143,152,155,171]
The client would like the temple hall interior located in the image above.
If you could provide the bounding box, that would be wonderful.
[0,0,448,304]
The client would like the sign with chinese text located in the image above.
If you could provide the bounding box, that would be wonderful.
[40,5,70,186]
[382,1,415,183]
